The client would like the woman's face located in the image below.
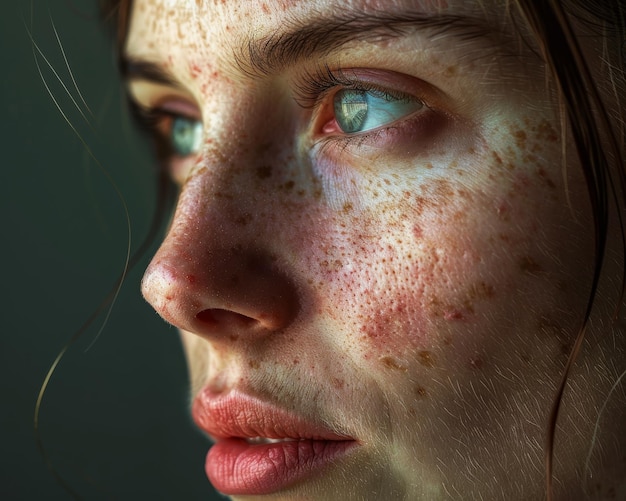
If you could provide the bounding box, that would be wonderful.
[127,0,598,498]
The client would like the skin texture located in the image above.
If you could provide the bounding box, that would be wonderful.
[127,0,626,499]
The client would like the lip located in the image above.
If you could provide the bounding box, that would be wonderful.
[192,389,358,495]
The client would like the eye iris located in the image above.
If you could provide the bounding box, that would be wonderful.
[331,87,424,135]
[334,90,369,134]
[171,116,203,156]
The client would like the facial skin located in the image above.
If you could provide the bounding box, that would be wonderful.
[126,0,626,499]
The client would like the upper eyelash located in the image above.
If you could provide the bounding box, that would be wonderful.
[129,100,165,135]
[292,64,353,108]
[293,65,419,114]
[292,64,413,109]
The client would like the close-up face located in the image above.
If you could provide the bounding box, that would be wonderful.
[123,0,624,499]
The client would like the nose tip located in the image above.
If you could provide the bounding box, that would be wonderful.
[141,247,299,340]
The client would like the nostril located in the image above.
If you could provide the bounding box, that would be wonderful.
[195,309,219,326]
[195,309,259,328]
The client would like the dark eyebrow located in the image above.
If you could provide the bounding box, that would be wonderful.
[122,10,504,86]
[239,10,501,77]
[121,57,182,87]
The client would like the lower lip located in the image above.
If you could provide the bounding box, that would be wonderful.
[205,438,357,495]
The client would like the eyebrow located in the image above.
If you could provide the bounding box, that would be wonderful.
[123,10,503,85]
[122,58,182,86]
[240,11,501,77]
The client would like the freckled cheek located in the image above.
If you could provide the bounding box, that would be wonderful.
[291,209,489,360]
[288,170,554,365]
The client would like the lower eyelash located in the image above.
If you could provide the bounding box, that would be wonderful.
[313,124,401,157]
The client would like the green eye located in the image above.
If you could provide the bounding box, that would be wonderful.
[333,89,423,134]
[171,116,203,156]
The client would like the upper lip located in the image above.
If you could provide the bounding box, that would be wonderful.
[192,388,353,442]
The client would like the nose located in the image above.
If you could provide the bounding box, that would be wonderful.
[141,153,299,341]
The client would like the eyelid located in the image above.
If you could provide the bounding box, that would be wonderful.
[128,80,202,118]
[293,66,444,109]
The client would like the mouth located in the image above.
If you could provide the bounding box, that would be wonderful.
[192,390,358,495]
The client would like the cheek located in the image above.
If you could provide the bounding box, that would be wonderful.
[289,136,591,373]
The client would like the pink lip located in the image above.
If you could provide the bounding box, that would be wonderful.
[192,389,358,495]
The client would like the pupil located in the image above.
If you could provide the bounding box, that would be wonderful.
[334,90,369,133]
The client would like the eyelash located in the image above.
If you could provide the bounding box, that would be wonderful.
[131,102,175,155]
[292,64,427,151]
[130,65,427,167]
[293,64,410,108]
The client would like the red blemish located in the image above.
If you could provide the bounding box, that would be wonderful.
[186,274,197,284]
[443,310,465,321]
[190,63,202,78]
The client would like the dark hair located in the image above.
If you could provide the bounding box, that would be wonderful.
[99,1,626,498]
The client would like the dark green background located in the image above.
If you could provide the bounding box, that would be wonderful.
[2,1,222,499]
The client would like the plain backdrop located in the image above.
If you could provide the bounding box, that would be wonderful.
[2,1,223,499]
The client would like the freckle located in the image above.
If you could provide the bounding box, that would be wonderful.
[248,360,260,369]
[282,180,295,191]
[443,65,457,77]
[536,167,556,190]
[520,256,544,274]
[293,358,299,365]
[380,356,408,372]
[342,202,353,213]
[536,119,558,142]
[424,162,433,169]
[414,386,428,398]
[418,350,434,368]
[229,334,239,341]
[331,377,344,389]
[492,151,503,165]
[514,129,527,148]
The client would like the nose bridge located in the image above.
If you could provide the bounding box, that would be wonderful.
[141,91,300,339]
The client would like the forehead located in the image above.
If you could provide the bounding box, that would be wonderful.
[125,0,508,65]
